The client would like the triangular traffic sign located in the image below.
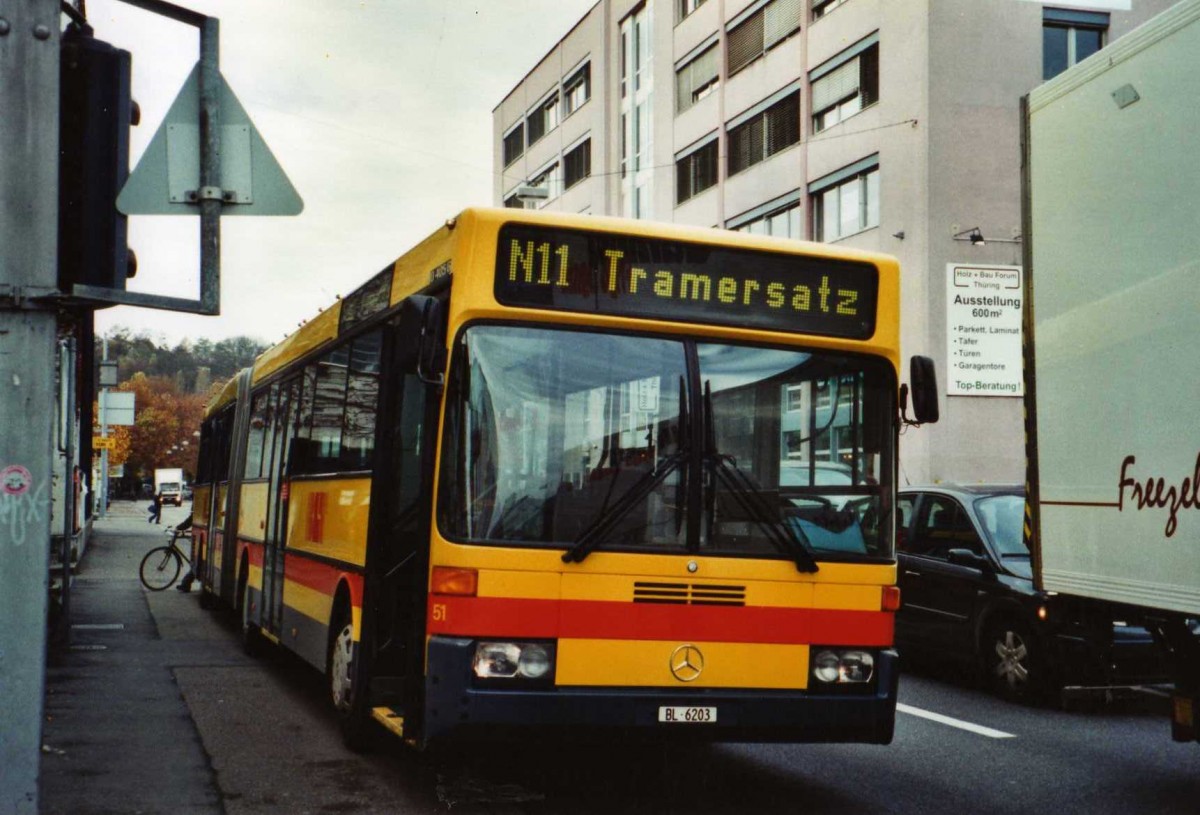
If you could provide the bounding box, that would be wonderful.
[118,62,303,216]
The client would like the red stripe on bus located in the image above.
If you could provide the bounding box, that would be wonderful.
[426,596,892,646]
[242,540,263,568]
[285,554,363,598]
[239,541,363,609]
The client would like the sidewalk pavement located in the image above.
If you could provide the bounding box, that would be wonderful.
[40,500,243,815]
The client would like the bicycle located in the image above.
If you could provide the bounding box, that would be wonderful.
[139,526,192,591]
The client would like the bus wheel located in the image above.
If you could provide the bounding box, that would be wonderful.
[328,602,374,751]
[241,575,265,658]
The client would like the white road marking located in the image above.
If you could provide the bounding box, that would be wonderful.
[897,703,1016,739]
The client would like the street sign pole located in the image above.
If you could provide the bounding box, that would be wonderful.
[99,393,109,519]
[0,0,59,810]
[199,16,221,313]
[98,340,113,519]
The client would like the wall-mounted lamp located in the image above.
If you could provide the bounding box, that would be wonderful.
[892,230,905,240]
[952,227,1021,246]
[516,185,549,204]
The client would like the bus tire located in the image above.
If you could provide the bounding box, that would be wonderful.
[327,599,375,752]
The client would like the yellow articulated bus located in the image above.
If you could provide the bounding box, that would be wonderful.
[191,208,938,749]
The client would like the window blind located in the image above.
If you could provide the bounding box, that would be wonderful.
[727,10,764,75]
[812,57,858,112]
[764,0,801,48]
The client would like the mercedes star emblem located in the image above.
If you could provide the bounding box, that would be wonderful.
[669,644,704,682]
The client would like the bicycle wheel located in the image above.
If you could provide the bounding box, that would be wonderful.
[139,546,182,591]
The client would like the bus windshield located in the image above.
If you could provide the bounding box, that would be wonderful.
[438,325,894,561]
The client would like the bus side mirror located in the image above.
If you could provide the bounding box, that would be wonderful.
[902,356,939,425]
[399,295,446,385]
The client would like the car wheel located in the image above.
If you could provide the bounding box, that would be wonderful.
[982,618,1045,703]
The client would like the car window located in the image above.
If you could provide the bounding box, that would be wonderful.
[974,494,1027,556]
[896,495,916,552]
[909,495,984,560]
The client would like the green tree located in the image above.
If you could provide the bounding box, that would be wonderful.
[102,328,265,392]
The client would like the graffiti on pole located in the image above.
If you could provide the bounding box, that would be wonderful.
[0,464,46,547]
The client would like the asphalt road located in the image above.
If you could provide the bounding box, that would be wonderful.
[42,503,1200,814]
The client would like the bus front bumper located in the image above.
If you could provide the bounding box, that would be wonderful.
[422,637,899,746]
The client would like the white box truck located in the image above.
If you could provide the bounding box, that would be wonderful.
[1022,0,1200,742]
[154,467,185,507]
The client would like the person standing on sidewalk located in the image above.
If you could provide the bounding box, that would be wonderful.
[148,492,163,524]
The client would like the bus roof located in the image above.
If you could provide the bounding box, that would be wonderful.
[206,371,241,415]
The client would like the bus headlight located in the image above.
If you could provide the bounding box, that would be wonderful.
[473,641,556,680]
[811,649,875,684]
[813,650,841,683]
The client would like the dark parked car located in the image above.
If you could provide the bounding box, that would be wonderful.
[895,484,1171,703]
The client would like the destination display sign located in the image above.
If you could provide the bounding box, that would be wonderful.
[494,224,878,339]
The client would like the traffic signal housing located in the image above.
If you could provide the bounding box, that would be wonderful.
[59,24,137,296]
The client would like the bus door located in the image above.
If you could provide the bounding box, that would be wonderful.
[218,370,251,608]
[364,320,438,717]
[205,406,232,596]
[202,411,223,591]
[262,377,300,639]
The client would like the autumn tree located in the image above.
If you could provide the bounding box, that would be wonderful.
[95,330,263,488]
[119,373,212,482]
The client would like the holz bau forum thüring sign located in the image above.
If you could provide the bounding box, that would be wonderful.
[945,264,1023,397]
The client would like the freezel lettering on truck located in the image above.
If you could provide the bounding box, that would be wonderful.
[1118,453,1200,538]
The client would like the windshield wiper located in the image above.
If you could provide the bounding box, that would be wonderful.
[707,454,819,573]
[561,450,689,564]
[703,382,819,573]
[563,376,690,565]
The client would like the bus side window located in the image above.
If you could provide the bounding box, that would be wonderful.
[343,331,383,471]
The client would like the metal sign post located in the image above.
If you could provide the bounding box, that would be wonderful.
[72,0,302,315]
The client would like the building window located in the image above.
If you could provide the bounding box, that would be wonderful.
[676,138,718,204]
[621,4,653,218]
[1043,9,1107,80]
[527,92,559,146]
[680,0,708,19]
[811,39,878,133]
[728,91,800,176]
[785,384,803,412]
[812,159,879,242]
[727,0,801,77]
[676,43,719,113]
[503,123,524,167]
[731,200,801,238]
[564,139,591,189]
[564,63,591,116]
[812,0,848,20]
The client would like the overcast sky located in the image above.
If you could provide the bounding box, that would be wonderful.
[88,0,597,347]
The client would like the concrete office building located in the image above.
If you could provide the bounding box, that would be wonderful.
[493,0,1177,484]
